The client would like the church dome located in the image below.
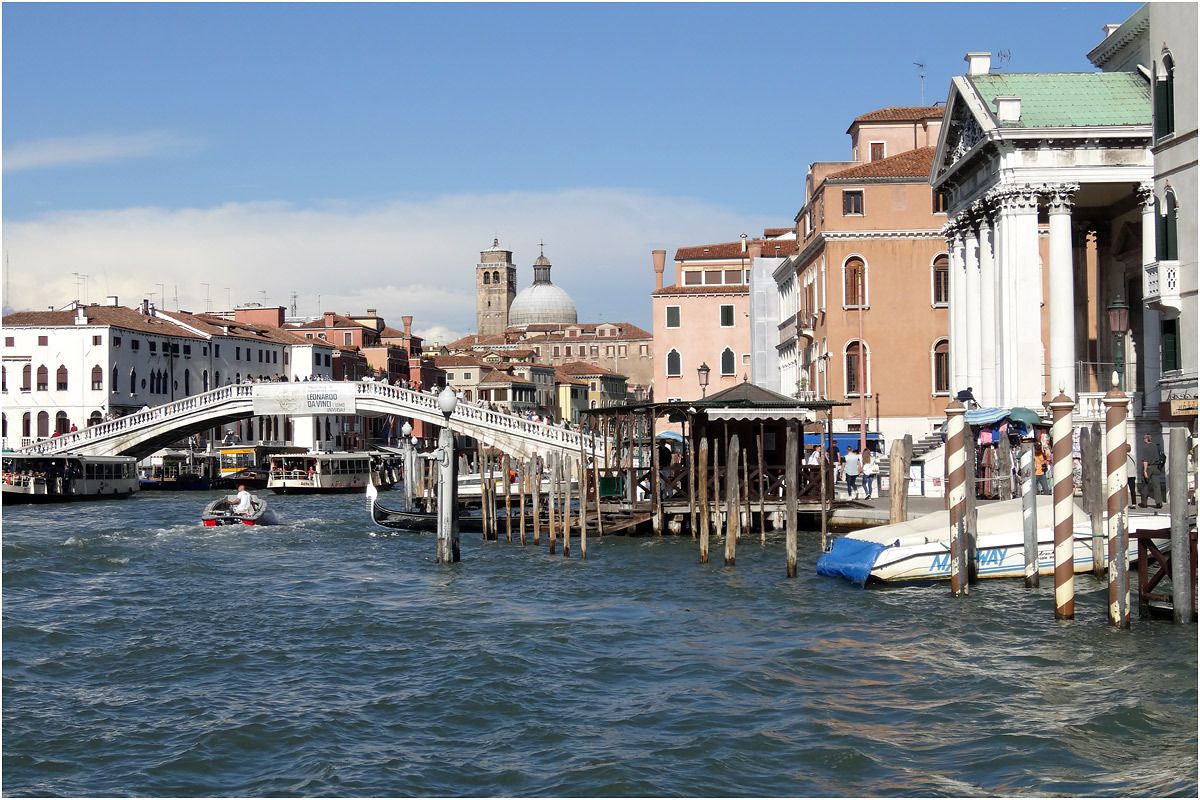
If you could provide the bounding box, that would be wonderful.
[507,246,577,327]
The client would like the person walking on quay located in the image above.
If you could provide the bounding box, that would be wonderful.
[844,447,862,499]
[1139,433,1165,509]
[861,449,877,499]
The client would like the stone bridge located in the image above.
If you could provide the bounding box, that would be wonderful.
[16,382,606,461]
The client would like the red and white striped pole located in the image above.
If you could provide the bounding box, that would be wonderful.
[1049,389,1076,620]
[1103,373,1131,628]
[945,399,968,596]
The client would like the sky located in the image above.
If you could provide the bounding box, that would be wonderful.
[2,1,1140,342]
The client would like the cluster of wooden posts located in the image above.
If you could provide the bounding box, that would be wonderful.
[943,381,1194,626]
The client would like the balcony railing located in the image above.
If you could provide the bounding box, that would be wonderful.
[1144,260,1182,313]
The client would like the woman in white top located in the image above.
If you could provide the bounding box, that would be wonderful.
[861,450,878,499]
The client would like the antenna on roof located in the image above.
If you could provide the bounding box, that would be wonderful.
[201,282,211,313]
[914,62,926,104]
[290,291,298,317]
[995,50,1011,71]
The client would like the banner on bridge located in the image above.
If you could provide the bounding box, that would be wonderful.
[252,383,356,415]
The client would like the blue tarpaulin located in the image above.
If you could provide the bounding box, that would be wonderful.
[816,538,889,586]
[803,432,883,453]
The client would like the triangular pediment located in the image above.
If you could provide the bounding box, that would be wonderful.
[932,76,999,183]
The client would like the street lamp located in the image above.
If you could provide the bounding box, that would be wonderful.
[1107,293,1130,391]
[697,362,711,399]
[401,421,414,508]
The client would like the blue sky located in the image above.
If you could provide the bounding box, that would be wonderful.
[2,1,1139,338]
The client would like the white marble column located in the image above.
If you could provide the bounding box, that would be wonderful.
[963,217,983,398]
[992,184,1044,408]
[977,204,998,405]
[945,219,968,395]
[1046,183,1079,399]
[1139,182,1162,413]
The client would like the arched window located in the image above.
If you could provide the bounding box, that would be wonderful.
[22,364,31,391]
[91,365,103,391]
[36,365,48,391]
[1,365,6,392]
[492,270,500,284]
[720,347,735,376]
[844,340,870,396]
[88,411,103,427]
[112,366,118,394]
[1,413,6,438]
[843,257,867,307]
[22,412,31,437]
[666,349,681,377]
[55,411,69,434]
[215,371,221,386]
[56,365,68,391]
[203,370,210,392]
[1157,187,1179,262]
[184,370,191,395]
[36,411,49,438]
[932,339,950,395]
[483,271,492,285]
[130,368,137,395]
[1154,52,1175,139]
[932,254,950,306]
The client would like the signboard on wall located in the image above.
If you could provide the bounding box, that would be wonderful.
[252,383,355,416]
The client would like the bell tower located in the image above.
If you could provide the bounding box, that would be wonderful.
[476,238,517,336]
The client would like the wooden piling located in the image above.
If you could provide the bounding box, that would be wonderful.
[757,424,766,542]
[1102,379,1131,626]
[888,434,912,524]
[687,416,697,538]
[785,419,798,578]
[725,433,740,566]
[503,453,513,543]
[1050,391,1076,620]
[712,430,722,538]
[997,429,1013,501]
[820,412,831,552]
[945,400,968,597]
[964,431,978,590]
[591,443,604,537]
[563,455,572,558]
[532,455,542,546]
[519,455,528,546]
[1169,427,1193,624]
[1019,439,1039,588]
[578,455,588,561]
[698,437,710,565]
[547,452,557,554]
[741,445,750,543]
[1083,423,1105,578]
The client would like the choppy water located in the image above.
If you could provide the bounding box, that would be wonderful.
[2,490,1196,797]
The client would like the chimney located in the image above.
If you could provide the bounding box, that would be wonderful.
[106,295,119,307]
[74,307,88,325]
[323,311,336,328]
[141,298,150,315]
[994,96,1022,122]
[652,249,666,291]
[402,315,413,337]
[366,308,377,317]
[748,241,763,260]
[965,51,992,76]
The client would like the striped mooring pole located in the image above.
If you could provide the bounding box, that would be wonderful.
[945,399,968,596]
[1019,439,1039,588]
[1102,374,1131,628]
[1049,390,1076,620]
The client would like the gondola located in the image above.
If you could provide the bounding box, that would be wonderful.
[365,484,533,533]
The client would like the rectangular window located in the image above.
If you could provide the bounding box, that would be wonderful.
[1162,318,1181,372]
[665,306,680,328]
[843,190,864,215]
[870,142,885,161]
[932,190,949,214]
[37,336,48,346]
[703,269,722,285]
[565,345,572,357]
[684,271,702,285]
[590,346,598,357]
[344,332,353,346]
[553,346,560,358]
[720,305,735,327]
[183,344,191,356]
[236,346,241,360]
[639,344,648,356]
[131,339,140,351]
[92,335,102,346]
[619,345,627,357]
[149,341,157,353]
[724,269,742,284]
[4,337,12,347]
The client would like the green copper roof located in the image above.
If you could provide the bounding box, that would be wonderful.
[969,72,1150,128]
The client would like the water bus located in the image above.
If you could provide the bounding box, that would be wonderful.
[2,453,139,504]
[215,443,306,490]
[267,451,377,494]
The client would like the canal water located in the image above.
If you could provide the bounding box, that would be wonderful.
[3,491,1196,797]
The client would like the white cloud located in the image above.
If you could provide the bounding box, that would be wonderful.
[3,131,200,172]
[1,189,770,334]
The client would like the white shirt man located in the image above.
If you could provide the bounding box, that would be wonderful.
[843,449,863,498]
[232,485,254,514]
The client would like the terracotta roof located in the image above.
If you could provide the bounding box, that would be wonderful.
[378,325,408,338]
[849,105,944,127]
[553,368,589,386]
[3,306,206,339]
[162,310,318,347]
[675,238,798,260]
[444,332,507,350]
[517,322,652,342]
[478,369,533,386]
[433,354,488,368]
[652,284,750,297]
[827,147,936,181]
[762,227,794,237]
[558,360,625,379]
[296,313,367,330]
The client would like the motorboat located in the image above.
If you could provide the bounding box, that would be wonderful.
[817,496,1171,585]
[201,494,279,526]
[267,451,375,494]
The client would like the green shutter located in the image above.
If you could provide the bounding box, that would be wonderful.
[1161,319,1180,372]
[1154,76,1170,138]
